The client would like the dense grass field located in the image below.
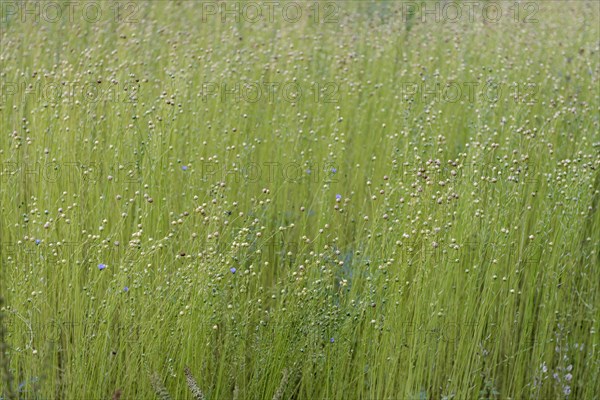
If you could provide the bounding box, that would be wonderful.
[1,1,599,399]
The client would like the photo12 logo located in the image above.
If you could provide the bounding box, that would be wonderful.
[0,1,139,24]
[200,81,340,104]
[0,80,140,105]
[398,81,538,104]
[2,319,144,355]
[199,161,340,184]
[395,161,539,185]
[198,1,340,24]
[393,238,544,267]
[399,1,539,24]
[0,240,81,264]
[0,161,141,185]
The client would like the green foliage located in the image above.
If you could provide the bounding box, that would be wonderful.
[1,1,598,399]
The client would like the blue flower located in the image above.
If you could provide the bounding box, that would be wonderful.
[331,167,337,173]
[336,194,342,200]
[124,286,129,292]
[330,337,335,343]
[230,267,237,274]
[35,239,41,245]
[17,377,38,393]
[98,263,107,270]
[564,386,571,396]
[182,165,188,171]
